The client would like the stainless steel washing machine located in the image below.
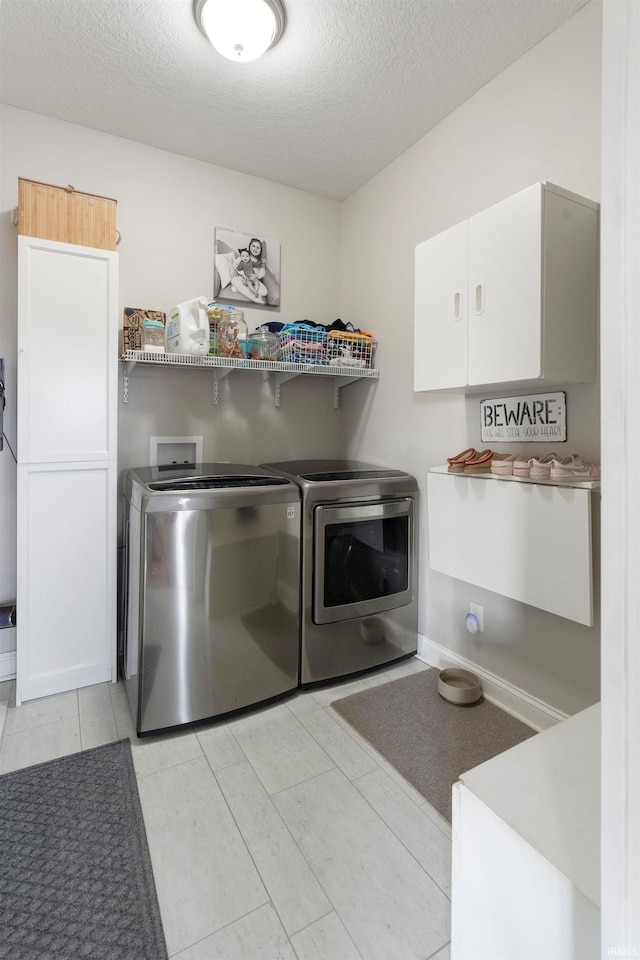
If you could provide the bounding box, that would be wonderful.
[122,463,301,734]
[261,459,418,686]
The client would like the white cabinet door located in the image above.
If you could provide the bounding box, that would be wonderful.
[414,220,468,391]
[16,235,118,703]
[467,183,543,386]
[427,469,594,625]
[16,461,116,703]
[17,237,118,464]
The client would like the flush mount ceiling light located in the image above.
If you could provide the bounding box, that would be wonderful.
[194,0,285,63]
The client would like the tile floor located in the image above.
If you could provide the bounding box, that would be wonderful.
[0,657,451,960]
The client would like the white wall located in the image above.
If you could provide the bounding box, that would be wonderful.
[340,1,602,717]
[0,106,346,627]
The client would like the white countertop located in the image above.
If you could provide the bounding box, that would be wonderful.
[459,703,600,907]
[430,464,600,490]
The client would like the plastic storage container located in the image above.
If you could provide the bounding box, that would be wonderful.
[141,318,165,354]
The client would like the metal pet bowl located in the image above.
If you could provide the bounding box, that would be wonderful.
[438,668,482,705]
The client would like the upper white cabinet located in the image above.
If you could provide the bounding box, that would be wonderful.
[414,183,599,393]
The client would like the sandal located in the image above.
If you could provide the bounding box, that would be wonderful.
[491,453,518,476]
[513,455,531,478]
[447,448,476,472]
[464,449,493,473]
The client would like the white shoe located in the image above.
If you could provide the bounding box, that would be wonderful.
[528,452,558,479]
[550,457,600,481]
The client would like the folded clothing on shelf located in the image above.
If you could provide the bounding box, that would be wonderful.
[278,323,329,364]
[275,320,377,367]
[328,330,377,368]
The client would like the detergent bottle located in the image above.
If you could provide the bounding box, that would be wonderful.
[166,297,209,355]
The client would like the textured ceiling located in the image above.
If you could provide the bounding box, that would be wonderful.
[0,0,590,200]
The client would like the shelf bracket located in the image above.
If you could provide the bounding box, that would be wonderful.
[333,376,362,408]
[274,371,300,407]
[122,360,137,403]
[212,366,233,404]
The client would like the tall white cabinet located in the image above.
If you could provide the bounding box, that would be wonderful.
[16,236,118,704]
[414,182,599,392]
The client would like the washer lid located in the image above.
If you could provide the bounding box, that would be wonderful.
[128,462,293,487]
[147,475,290,491]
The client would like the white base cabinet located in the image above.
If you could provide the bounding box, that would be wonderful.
[427,468,596,625]
[16,236,118,704]
[451,704,600,960]
[414,182,599,393]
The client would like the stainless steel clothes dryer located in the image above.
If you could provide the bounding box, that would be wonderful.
[122,463,300,734]
[261,459,418,686]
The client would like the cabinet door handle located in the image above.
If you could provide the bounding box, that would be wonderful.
[453,290,462,322]
[474,283,485,316]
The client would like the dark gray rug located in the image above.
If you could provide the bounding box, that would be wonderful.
[0,739,168,960]
[331,668,536,822]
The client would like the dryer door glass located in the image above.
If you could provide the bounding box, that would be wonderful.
[313,499,413,624]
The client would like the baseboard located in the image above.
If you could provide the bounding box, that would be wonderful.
[417,634,568,731]
[0,651,16,682]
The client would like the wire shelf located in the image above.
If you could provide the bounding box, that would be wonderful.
[120,350,379,379]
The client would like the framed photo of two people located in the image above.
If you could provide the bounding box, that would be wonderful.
[214,227,281,307]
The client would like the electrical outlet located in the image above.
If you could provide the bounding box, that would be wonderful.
[470,602,484,632]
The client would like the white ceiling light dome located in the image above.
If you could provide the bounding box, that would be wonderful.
[194,0,285,63]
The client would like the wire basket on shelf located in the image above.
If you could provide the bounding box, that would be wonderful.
[278,325,329,365]
[327,331,377,368]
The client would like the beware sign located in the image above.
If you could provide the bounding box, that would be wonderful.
[480,392,567,444]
